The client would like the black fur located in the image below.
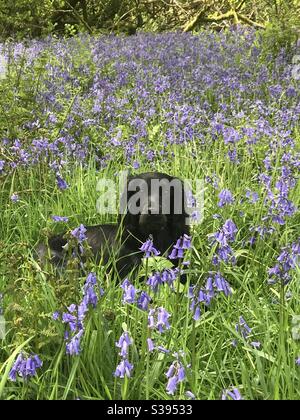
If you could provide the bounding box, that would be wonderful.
[36,172,190,279]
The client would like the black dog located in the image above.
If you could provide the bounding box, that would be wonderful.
[36,172,190,279]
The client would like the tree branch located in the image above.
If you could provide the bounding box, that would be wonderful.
[238,13,266,29]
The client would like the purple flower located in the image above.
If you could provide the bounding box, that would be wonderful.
[157,346,170,354]
[186,391,196,400]
[213,272,232,296]
[116,332,132,358]
[147,272,163,293]
[82,272,99,307]
[9,353,43,381]
[218,189,234,207]
[121,279,136,304]
[166,375,178,395]
[71,224,87,243]
[10,193,19,203]
[166,362,176,378]
[139,239,160,258]
[210,220,237,266]
[114,359,134,378]
[83,284,98,308]
[222,388,243,400]
[169,234,192,260]
[193,306,201,321]
[268,240,300,286]
[246,190,259,203]
[52,311,60,321]
[137,291,151,311]
[147,338,155,352]
[233,316,259,348]
[223,220,238,241]
[66,330,84,355]
[156,307,171,333]
[52,215,69,222]
[132,161,140,169]
[296,357,300,366]
[161,268,179,288]
[62,312,78,332]
[9,353,24,382]
[188,273,232,319]
[148,307,171,333]
[67,304,77,313]
[55,272,103,356]
[56,175,69,190]
[165,360,186,395]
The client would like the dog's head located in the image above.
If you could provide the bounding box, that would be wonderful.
[119,172,189,241]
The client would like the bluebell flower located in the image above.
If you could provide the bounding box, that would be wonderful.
[210,220,237,266]
[121,279,136,304]
[137,291,151,311]
[56,175,69,190]
[139,239,160,258]
[132,161,140,169]
[9,353,43,381]
[157,346,170,354]
[67,304,77,313]
[66,330,84,355]
[147,272,163,293]
[10,193,20,203]
[52,215,69,222]
[148,307,171,333]
[116,332,132,358]
[52,311,60,321]
[156,307,171,333]
[233,316,259,348]
[169,234,192,260]
[268,240,300,285]
[166,362,176,379]
[55,272,104,356]
[165,360,186,395]
[71,224,87,243]
[218,189,234,207]
[213,272,232,296]
[9,353,24,382]
[189,272,232,320]
[245,190,259,203]
[166,375,178,395]
[62,312,78,332]
[114,359,134,378]
[186,391,196,400]
[147,338,155,352]
[223,219,238,241]
[222,388,243,400]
